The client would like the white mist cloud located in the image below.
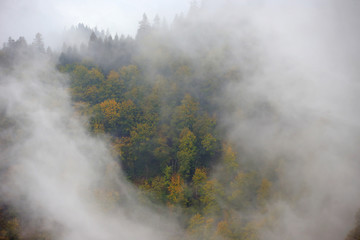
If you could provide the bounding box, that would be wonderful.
[0,57,180,240]
[216,1,360,239]
[1,0,359,239]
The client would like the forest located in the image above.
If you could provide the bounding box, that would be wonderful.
[1,1,360,240]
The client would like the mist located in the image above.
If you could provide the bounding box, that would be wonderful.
[0,55,180,239]
[218,1,360,239]
[0,0,188,49]
[1,0,360,240]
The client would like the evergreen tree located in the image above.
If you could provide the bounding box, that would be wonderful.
[136,13,151,40]
[32,33,45,53]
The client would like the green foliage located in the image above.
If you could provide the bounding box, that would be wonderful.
[140,176,168,203]
[60,57,269,240]
[201,133,217,155]
[70,65,105,104]
[172,94,199,132]
[50,11,283,239]
[0,11,286,239]
[99,70,125,102]
[177,128,197,180]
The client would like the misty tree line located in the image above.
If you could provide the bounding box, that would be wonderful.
[1,2,359,240]
[0,15,267,240]
[0,33,51,70]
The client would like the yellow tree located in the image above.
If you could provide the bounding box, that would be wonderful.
[168,174,185,205]
[99,99,120,131]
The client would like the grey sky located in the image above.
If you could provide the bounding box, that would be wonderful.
[0,0,190,48]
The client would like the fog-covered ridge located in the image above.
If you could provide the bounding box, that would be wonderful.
[1,1,360,240]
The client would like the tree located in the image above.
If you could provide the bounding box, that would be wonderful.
[153,15,161,29]
[119,65,141,90]
[32,33,45,53]
[99,70,125,102]
[140,176,168,203]
[201,133,217,155]
[87,67,105,86]
[168,174,185,205]
[7,37,15,48]
[118,99,137,136]
[88,32,99,51]
[187,213,216,240]
[188,213,205,234]
[220,143,239,181]
[192,168,207,199]
[177,128,197,180]
[70,67,105,104]
[200,180,221,215]
[71,65,104,92]
[128,122,155,178]
[172,94,199,132]
[136,13,151,40]
[153,133,172,171]
[99,99,121,131]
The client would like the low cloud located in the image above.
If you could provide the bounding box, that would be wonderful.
[0,56,180,239]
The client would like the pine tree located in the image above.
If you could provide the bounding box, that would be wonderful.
[32,33,45,53]
[136,13,151,40]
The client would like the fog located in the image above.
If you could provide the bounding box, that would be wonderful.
[0,0,188,48]
[164,0,360,239]
[0,56,180,239]
[1,0,360,240]
[219,1,360,239]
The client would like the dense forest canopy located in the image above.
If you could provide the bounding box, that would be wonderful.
[1,1,360,240]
